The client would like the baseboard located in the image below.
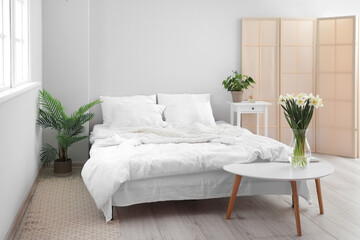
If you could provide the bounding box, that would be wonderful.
[5,172,39,240]
[42,162,84,169]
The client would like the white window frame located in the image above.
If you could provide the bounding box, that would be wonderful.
[0,0,11,92]
[0,0,29,92]
[11,0,29,87]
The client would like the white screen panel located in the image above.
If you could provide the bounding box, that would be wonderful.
[298,21,314,45]
[336,18,354,44]
[318,73,335,99]
[281,47,297,73]
[242,20,260,45]
[261,47,278,99]
[318,20,335,44]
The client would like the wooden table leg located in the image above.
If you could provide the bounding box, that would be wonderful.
[315,178,324,214]
[290,181,302,236]
[226,175,242,219]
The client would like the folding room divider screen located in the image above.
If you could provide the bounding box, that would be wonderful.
[242,16,359,158]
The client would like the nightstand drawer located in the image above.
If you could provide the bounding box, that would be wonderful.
[236,105,265,113]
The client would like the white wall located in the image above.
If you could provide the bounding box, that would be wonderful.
[43,0,360,161]
[42,0,89,163]
[0,86,41,240]
[88,0,360,124]
[0,0,42,238]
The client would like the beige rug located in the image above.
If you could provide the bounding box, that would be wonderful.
[20,177,121,240]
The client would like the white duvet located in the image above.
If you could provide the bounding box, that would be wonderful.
[82,123,295,221]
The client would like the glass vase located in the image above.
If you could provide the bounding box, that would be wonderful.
[289,129,311,168]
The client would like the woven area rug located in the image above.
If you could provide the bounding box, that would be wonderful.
[20,177,121,240]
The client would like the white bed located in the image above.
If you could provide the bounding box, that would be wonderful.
[82,123,311,221]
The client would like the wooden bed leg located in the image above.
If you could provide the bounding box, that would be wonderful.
[292,195,294,208]
[111,206,119,221]
[111,206,114,220]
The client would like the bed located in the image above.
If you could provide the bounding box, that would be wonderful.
[81,94,311,221]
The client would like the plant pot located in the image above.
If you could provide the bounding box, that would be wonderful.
[54,159,72,177]
[231,91,243,102]
[289,129,311,168]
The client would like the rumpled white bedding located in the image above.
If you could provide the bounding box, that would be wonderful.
[82,122,304,221]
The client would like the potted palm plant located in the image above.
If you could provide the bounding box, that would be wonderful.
[37,89,101,176]
[222,71,255,102]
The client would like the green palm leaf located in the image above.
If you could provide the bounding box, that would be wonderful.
[71,99,101,119]
[38,89,67,121]
[40,144,58,166]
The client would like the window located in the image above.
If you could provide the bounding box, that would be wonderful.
[0,0,29,91]
[0,0,11,89]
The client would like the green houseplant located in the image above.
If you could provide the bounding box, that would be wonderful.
[222,71,255,102]
[37,89,101,175]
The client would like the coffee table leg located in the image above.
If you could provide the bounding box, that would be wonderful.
[226,175,242,219]
[315,178,324,214]
[290,181,302,236]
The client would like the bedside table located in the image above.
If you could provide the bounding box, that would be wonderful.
[227,101,271,136]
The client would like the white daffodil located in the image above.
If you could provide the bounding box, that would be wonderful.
[308,94,324,108]
[279,93,323,135]
[279,93,323,109]
[278,95,286,106]
[310,98,319,108]
[296,97,306,107]
[296,92,307,99]
[318,98,324,107]
[286,93,294,100]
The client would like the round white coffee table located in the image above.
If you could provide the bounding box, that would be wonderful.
[223,162,334,236]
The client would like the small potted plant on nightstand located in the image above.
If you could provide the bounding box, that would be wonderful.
[222,71,255,102]
[37,89,101,176]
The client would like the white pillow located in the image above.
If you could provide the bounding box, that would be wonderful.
[100,95,156,125]
[110,102,167,128]
[157,93,216,127]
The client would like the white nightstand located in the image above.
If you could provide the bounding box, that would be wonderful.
[227,101,271,137]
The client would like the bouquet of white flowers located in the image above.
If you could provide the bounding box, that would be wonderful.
[279,93,323,167]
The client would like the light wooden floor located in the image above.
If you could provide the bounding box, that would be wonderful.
[16,154,360,240]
